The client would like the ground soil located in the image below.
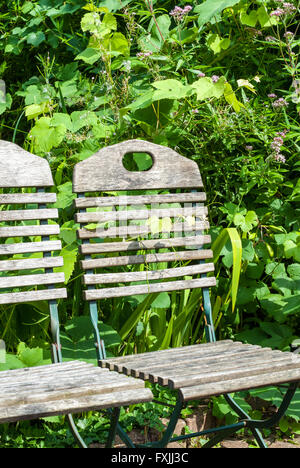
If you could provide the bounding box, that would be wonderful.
[93,407,300,449]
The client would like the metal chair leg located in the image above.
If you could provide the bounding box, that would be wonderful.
[106,408,121,448]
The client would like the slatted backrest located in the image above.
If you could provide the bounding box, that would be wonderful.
[73,140,216,302]
[0,140,67,305]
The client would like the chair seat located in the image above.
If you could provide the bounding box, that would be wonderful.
[0,360,153,424]
[99,340,300,402]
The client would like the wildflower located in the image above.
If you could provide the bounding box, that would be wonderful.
[253,76,260,83]
[268,93,277,98]
[272,97,288,108]
[282,2,296,13]
[245,145,253,151]
[270,132,287,163]
[270,8,285,16]
[265,36,277,42]
[284,31,294,38]
[274,153,286,163]
[211,75,220,83]
[136,51,153,59]
[191,109,199,114]
[197,71,206,78]
[169,5,192,21]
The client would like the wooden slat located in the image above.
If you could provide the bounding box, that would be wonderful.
[81,249,213,270]
[0,273,65,289]
[84,263,214,285]
[0,288,67,305]
[138,348,279,381]
[0,240,62,256]
[80,235,211,254]
[179,368,300,401]
[165,355,300,389]
[78,221,209,239]
[0,193,57,205]
[100,342,255,372]
[76,206,208,224]
[0,209,58,222]
[0,361,152,424]
[0,256,64,272]
[0,225,60,238]
[75,192,206,208]
[0,368,143,395]
[73,140,203,192]
[84,277,216,300]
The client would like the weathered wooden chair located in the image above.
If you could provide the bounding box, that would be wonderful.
[73,139,300,448]
[0,140,152,448]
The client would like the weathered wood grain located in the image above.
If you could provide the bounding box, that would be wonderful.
[75,192,206,208]
[73,140,203,192]
[76,206,208,224]
[0,225,60,238]
[78,221,209,239]
[99,342,254,371]
[81,249,213,270]
[138,349,281,381]
[0,273,65,289]
[83,263,215,285]
[179,368,300,401]
[0,360,152,424]
[0,209,58,222]
[0,256,63,272]
[0,140,53,187]
[0,240,62,256]
[0,193,56,205]
[84,277,216,300]
[80,235,211,254]
[0,288,67,305]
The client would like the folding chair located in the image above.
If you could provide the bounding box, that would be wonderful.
[73,139,300,448]
[0,140,152,448]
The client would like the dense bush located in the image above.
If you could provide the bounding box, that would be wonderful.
[0,0,299,438]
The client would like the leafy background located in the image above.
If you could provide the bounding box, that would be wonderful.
[0,0,300,445]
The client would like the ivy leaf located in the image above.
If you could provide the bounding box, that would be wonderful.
[75,47,102,64]
[240,9,258,27]
[195,0,241,27]
[26,31,45,47]
[103,32,129,56]
[29,117,66,153]
[71,111,98,132]
[152,79,189,101]
[207,33,230,54]
[54,244,78,283]
[191,76,225,100]
[257,6,279,28]
[17,342,44,367]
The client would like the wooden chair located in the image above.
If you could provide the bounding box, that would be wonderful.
[0,140,152,448]
[73,139,300,448]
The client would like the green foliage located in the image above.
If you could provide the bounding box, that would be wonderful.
[0,0,300,442]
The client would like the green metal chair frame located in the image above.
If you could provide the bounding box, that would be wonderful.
[73,139,300,448]
[0,140,152,448]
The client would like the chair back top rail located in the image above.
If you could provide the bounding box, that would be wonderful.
[73,140,203,192]
[0,141,54,188]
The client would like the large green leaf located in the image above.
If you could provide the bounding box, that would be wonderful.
[194,0,241,27]
[191,76,225,100]
[152,79,189,101]
[212,227,242,312]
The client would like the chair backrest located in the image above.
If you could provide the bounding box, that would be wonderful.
[0,140,67,306]
[73,140,216,303]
